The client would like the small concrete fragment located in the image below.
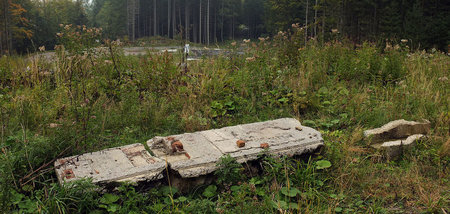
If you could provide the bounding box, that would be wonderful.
[364,119,430,144]
[371,134,425,158]
[55,143,165,184]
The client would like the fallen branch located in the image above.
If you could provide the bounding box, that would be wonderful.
[19,146,72,186]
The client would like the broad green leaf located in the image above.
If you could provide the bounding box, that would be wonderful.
[177,196,187,202]
[161,186,178,196]
[100,193,120,204]
[281,187,300,197]
[271,200,288,209]
[202,185,217,198]
[289,202,299,210]
[316,160,332,169]
[230,185,241,192]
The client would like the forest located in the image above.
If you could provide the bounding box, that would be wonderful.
[0,0,449,213]
[0,0,449,54]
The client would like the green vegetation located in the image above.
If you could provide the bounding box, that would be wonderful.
[0,24,449,213]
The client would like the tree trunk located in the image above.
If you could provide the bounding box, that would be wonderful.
[305,0,309,46]
[214,2,217,43]
[168,0,171,37]
[221,0,224,42]
[172,0,176,38]
[322,2,325,43]
[185,0,189,41]
[153,0,157,36]
[206,0,210,45]
[314,0,318,38]
[199,0,202,43]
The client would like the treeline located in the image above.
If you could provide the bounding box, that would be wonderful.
[0,0,448,54]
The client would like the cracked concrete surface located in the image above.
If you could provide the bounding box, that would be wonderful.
[54,143,165,184]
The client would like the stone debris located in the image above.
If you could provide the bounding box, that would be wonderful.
[371,134,425,158]
[364,119,430,144]
[260,143,269,149]
[364,119,430,158]
[236,140,246,148]
[55,118,324,185]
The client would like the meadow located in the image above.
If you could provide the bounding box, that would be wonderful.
[0,25,448,213]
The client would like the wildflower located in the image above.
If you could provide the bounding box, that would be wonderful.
[56,32,63,37]
[401,39,408,43]
[64,25,70,30]
[292,23,300,28]
[331,29,338,33]
[258,37,265,42]
[59,24,63,27]
[231,41,237,46]
[39,46,45,52]
[243,39,250,43]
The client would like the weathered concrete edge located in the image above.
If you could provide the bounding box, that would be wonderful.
[371,134,425,158]
[363,119,430,144]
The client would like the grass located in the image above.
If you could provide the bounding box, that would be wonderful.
[0,25,449,213]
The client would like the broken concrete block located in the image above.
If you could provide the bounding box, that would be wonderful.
[148,132,223,178]
[364,119,430,144]
[55,143,165,184]
[371,134,425,158]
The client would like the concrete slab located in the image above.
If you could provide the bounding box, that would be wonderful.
[55,143,165,184]
[56,118,324,184]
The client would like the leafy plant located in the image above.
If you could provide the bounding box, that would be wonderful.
[215,155,244,185]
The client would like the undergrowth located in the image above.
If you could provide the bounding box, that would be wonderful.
[0,24,448,213]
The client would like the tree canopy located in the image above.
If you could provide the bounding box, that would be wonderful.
[0,0,448,54]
